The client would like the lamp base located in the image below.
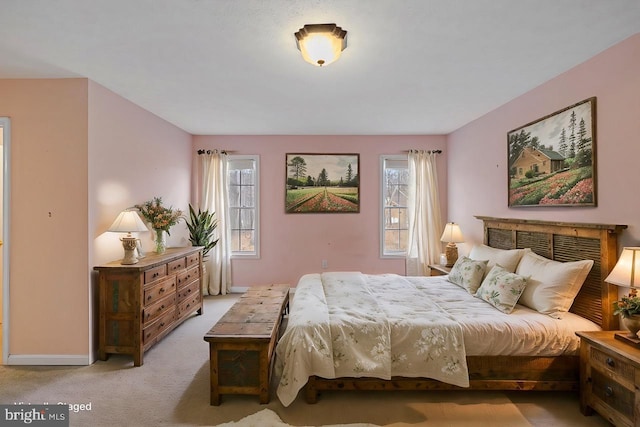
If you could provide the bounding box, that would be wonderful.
[120,237,139,265]
[444,243,458,267]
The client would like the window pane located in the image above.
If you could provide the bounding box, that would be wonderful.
[240,230,255,252]
[240,208,254,229]
[240,185,255,207]
[241,168,254,185]
[229,207,240,228]
[385,230,401,252]
[228,185,241,207]
[228,169,241,185]
[230,230,241,252]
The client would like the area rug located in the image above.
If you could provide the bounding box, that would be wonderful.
[213,409,379,427]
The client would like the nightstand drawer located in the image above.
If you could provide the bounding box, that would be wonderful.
[591,347,634,389]
[591,370,634,420]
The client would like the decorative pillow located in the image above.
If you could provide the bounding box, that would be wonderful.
[474,265,528,314]
[515,251,594,319]
[447,256,489,294]
[468,245,530,277]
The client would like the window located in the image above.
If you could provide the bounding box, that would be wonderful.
[227,155,259,257]
[381,155,409,257]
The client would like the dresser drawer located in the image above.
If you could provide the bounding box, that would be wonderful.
[177,279,200,302]
[186,252,200,268]
[177,265,200,289]
[144,265,167,284]
[591,346,635,389]
[143,293,176,324]
[168,257,186,273]
[143,307,176,345]
[178,292,201,318]
[143,276,176,306]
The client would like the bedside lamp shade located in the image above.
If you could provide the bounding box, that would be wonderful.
[108,210,149,265]
[606,247,640,345]
[440,223,464,267]
[605,247,640,289]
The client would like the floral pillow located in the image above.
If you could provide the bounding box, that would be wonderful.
[474,265,528,314]
[447,256,489,294]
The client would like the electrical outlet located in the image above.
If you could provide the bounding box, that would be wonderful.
[321,259,328,269]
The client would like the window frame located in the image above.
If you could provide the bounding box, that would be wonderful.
[227,154,260,259]
[380,154,409,258]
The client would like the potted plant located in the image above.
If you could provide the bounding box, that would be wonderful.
[185,204,218,289]
[614,294,640,338]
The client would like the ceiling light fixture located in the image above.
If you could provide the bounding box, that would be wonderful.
[294,23,347,67]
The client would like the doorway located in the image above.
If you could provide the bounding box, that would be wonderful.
[0,117,9,365]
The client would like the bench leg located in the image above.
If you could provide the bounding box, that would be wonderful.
[259,344,270,404]
[210,344,221,406]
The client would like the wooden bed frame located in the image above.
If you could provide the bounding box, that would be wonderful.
[303,217,627,403]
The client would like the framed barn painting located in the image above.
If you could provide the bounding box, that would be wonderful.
[508,97,597,207]
[285,153,360,213]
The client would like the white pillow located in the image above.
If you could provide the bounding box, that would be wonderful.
[474,265,528,314]
[515,251,594,319]
[469,245,529,276]
[447,256,488,294]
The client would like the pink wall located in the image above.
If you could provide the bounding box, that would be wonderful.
[193,135,447,287]
[0,79,89,356]
[88,81,193,361]
[448,33,640,253]
[0,78,192,362]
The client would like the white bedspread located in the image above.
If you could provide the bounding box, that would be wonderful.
[404,275,600,356]
[275,272,470,407]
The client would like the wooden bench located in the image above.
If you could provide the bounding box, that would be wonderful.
[203,284,289,405]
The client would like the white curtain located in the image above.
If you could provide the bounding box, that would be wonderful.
[406,150,443,276]
[198,151,232,295]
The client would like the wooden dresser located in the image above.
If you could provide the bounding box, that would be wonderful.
[576,330,640,426]
[95,247,204,366]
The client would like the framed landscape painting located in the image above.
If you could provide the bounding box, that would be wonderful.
[285,153,359,213]
[508,97,597,207]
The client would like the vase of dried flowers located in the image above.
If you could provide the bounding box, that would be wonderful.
[135,197,183,254]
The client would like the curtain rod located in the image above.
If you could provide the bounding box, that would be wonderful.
[405,149,442,154]
[197,149,228,155]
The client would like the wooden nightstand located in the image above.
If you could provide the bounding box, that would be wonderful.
[428,264,451,276]
[576,330,640,426]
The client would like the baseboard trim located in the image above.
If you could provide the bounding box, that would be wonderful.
[7,354,90,366]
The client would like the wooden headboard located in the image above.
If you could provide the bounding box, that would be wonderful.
[476,216,627,330]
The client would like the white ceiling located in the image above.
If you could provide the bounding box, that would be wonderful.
[1,0,639,135]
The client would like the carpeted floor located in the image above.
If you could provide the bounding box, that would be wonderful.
[0,294,610,427]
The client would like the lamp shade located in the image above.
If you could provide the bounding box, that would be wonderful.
[108,210,149,233]
[294,24,347,67]
[606,247,640,288]
[440,222,464,243]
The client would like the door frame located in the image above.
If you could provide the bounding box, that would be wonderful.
[1,117,11,364]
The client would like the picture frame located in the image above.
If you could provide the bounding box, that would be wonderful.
[507,97,597,207]
[285,153,360,213]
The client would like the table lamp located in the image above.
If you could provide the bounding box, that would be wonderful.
[108,209,149,264]
[605,247,640,346]
[440,222,464,267]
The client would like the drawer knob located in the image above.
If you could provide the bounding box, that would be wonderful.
[605,386,614,397]
[606,357,615,367]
